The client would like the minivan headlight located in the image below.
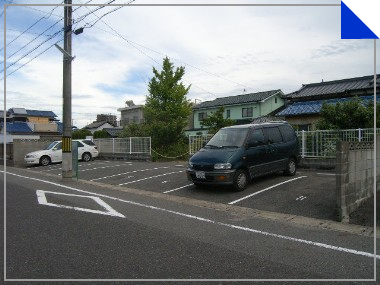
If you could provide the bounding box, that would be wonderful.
[188,161,193,169]
[214,163,232,170]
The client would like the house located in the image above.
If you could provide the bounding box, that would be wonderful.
[83,121,116,134]
[188,89,285,134]
[276,74,380,131]
[103,127,123,138]
[0,108,63,143]
[117,100,144,126]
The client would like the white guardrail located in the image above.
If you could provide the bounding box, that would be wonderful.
[189,128,379,158]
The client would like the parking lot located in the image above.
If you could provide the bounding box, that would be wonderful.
[24,159,338,222]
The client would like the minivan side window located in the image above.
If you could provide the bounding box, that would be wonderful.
[247,128,265,147]
[279,125,297,142]
[263,127,283,144]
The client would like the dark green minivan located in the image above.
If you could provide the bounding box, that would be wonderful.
[186,122,300,191]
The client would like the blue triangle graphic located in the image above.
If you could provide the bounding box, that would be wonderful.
[341,1,378,39]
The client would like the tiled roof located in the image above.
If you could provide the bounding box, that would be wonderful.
[277,95,378,116]
[104,127,123,137]
[84,121,111,129]
[287,74,380,99]
[9,108,57,118]
[193,90,283,110]
[26,110,57,118]
[0,122,33,133]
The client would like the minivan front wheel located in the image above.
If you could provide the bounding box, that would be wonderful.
[284,158,297,176]
[233,169,248,192]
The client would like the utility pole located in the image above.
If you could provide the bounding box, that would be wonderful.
[62,0,73,180]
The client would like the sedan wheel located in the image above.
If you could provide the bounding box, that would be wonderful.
[39,156,51,166]
[82,152,92,162]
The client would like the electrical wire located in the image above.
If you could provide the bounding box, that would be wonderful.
[1,39,63,80]
[0,3,62,52]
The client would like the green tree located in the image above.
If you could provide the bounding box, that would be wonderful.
[200,107,235,134]
[316,97,375,130]
[144,57,192,147]
[118,123,149,138]
[72,129,92,139]
[93,129,111,139]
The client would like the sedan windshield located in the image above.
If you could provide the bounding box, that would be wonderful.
[45,141,58,150]
[206,128,249,148]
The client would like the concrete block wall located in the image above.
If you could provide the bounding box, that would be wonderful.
[12,138,60,167]
[336,137,378,222]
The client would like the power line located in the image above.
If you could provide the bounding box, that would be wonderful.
[1,19,63,65]
[0,4,61,52]
[77,7,253,93]
[1,29,63,73]
[1,39,63,80]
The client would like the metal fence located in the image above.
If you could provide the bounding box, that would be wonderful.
[188,134,214,156]
[188,128,379,158]
[297,128,379,158]
[94,137,151,155]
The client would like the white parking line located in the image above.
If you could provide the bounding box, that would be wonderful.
[119,170,184,186]
[36,190,125,218]
[4,170,379,261]
[317,173,336,176]
[90,167,169,181]
[228,176,307,205]
[163,184,193,194]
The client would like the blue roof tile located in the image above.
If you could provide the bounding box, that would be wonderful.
[1,122,33,133]
[277,95,378,116]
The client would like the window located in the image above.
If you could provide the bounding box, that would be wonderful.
[82,140,96,146]
[263,127,283,144]
[242,107,253,118]
[226,109,231,118]
[275,97,278,104]
[279,125,296,142]
[248,129,265,146]
[198,112,207,121]
[297,124,311,131]
[54,142,62,150]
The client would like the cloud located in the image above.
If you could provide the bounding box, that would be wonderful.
[2,1,379,128]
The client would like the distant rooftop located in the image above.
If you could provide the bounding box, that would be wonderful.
[0,122,33,133]
[286,74,380,100]
[9,108,57,118]
[193,90,283,110]
[277,95,378,117]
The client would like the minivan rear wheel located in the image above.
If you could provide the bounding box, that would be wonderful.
[233,169,248,192]
[284,158,297,176]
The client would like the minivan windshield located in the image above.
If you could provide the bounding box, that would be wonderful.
[206,128,249,148]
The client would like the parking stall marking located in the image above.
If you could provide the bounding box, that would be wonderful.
[228,176,307,205]
[163,184,194,194]
[36,190,125,218]
[90,167,170,181]
[4,170,379,261]
[119,170,184,186]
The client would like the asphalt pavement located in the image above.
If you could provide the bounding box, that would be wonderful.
[2,160,378,281]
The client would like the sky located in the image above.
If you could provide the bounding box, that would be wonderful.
[1,0,379,128]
